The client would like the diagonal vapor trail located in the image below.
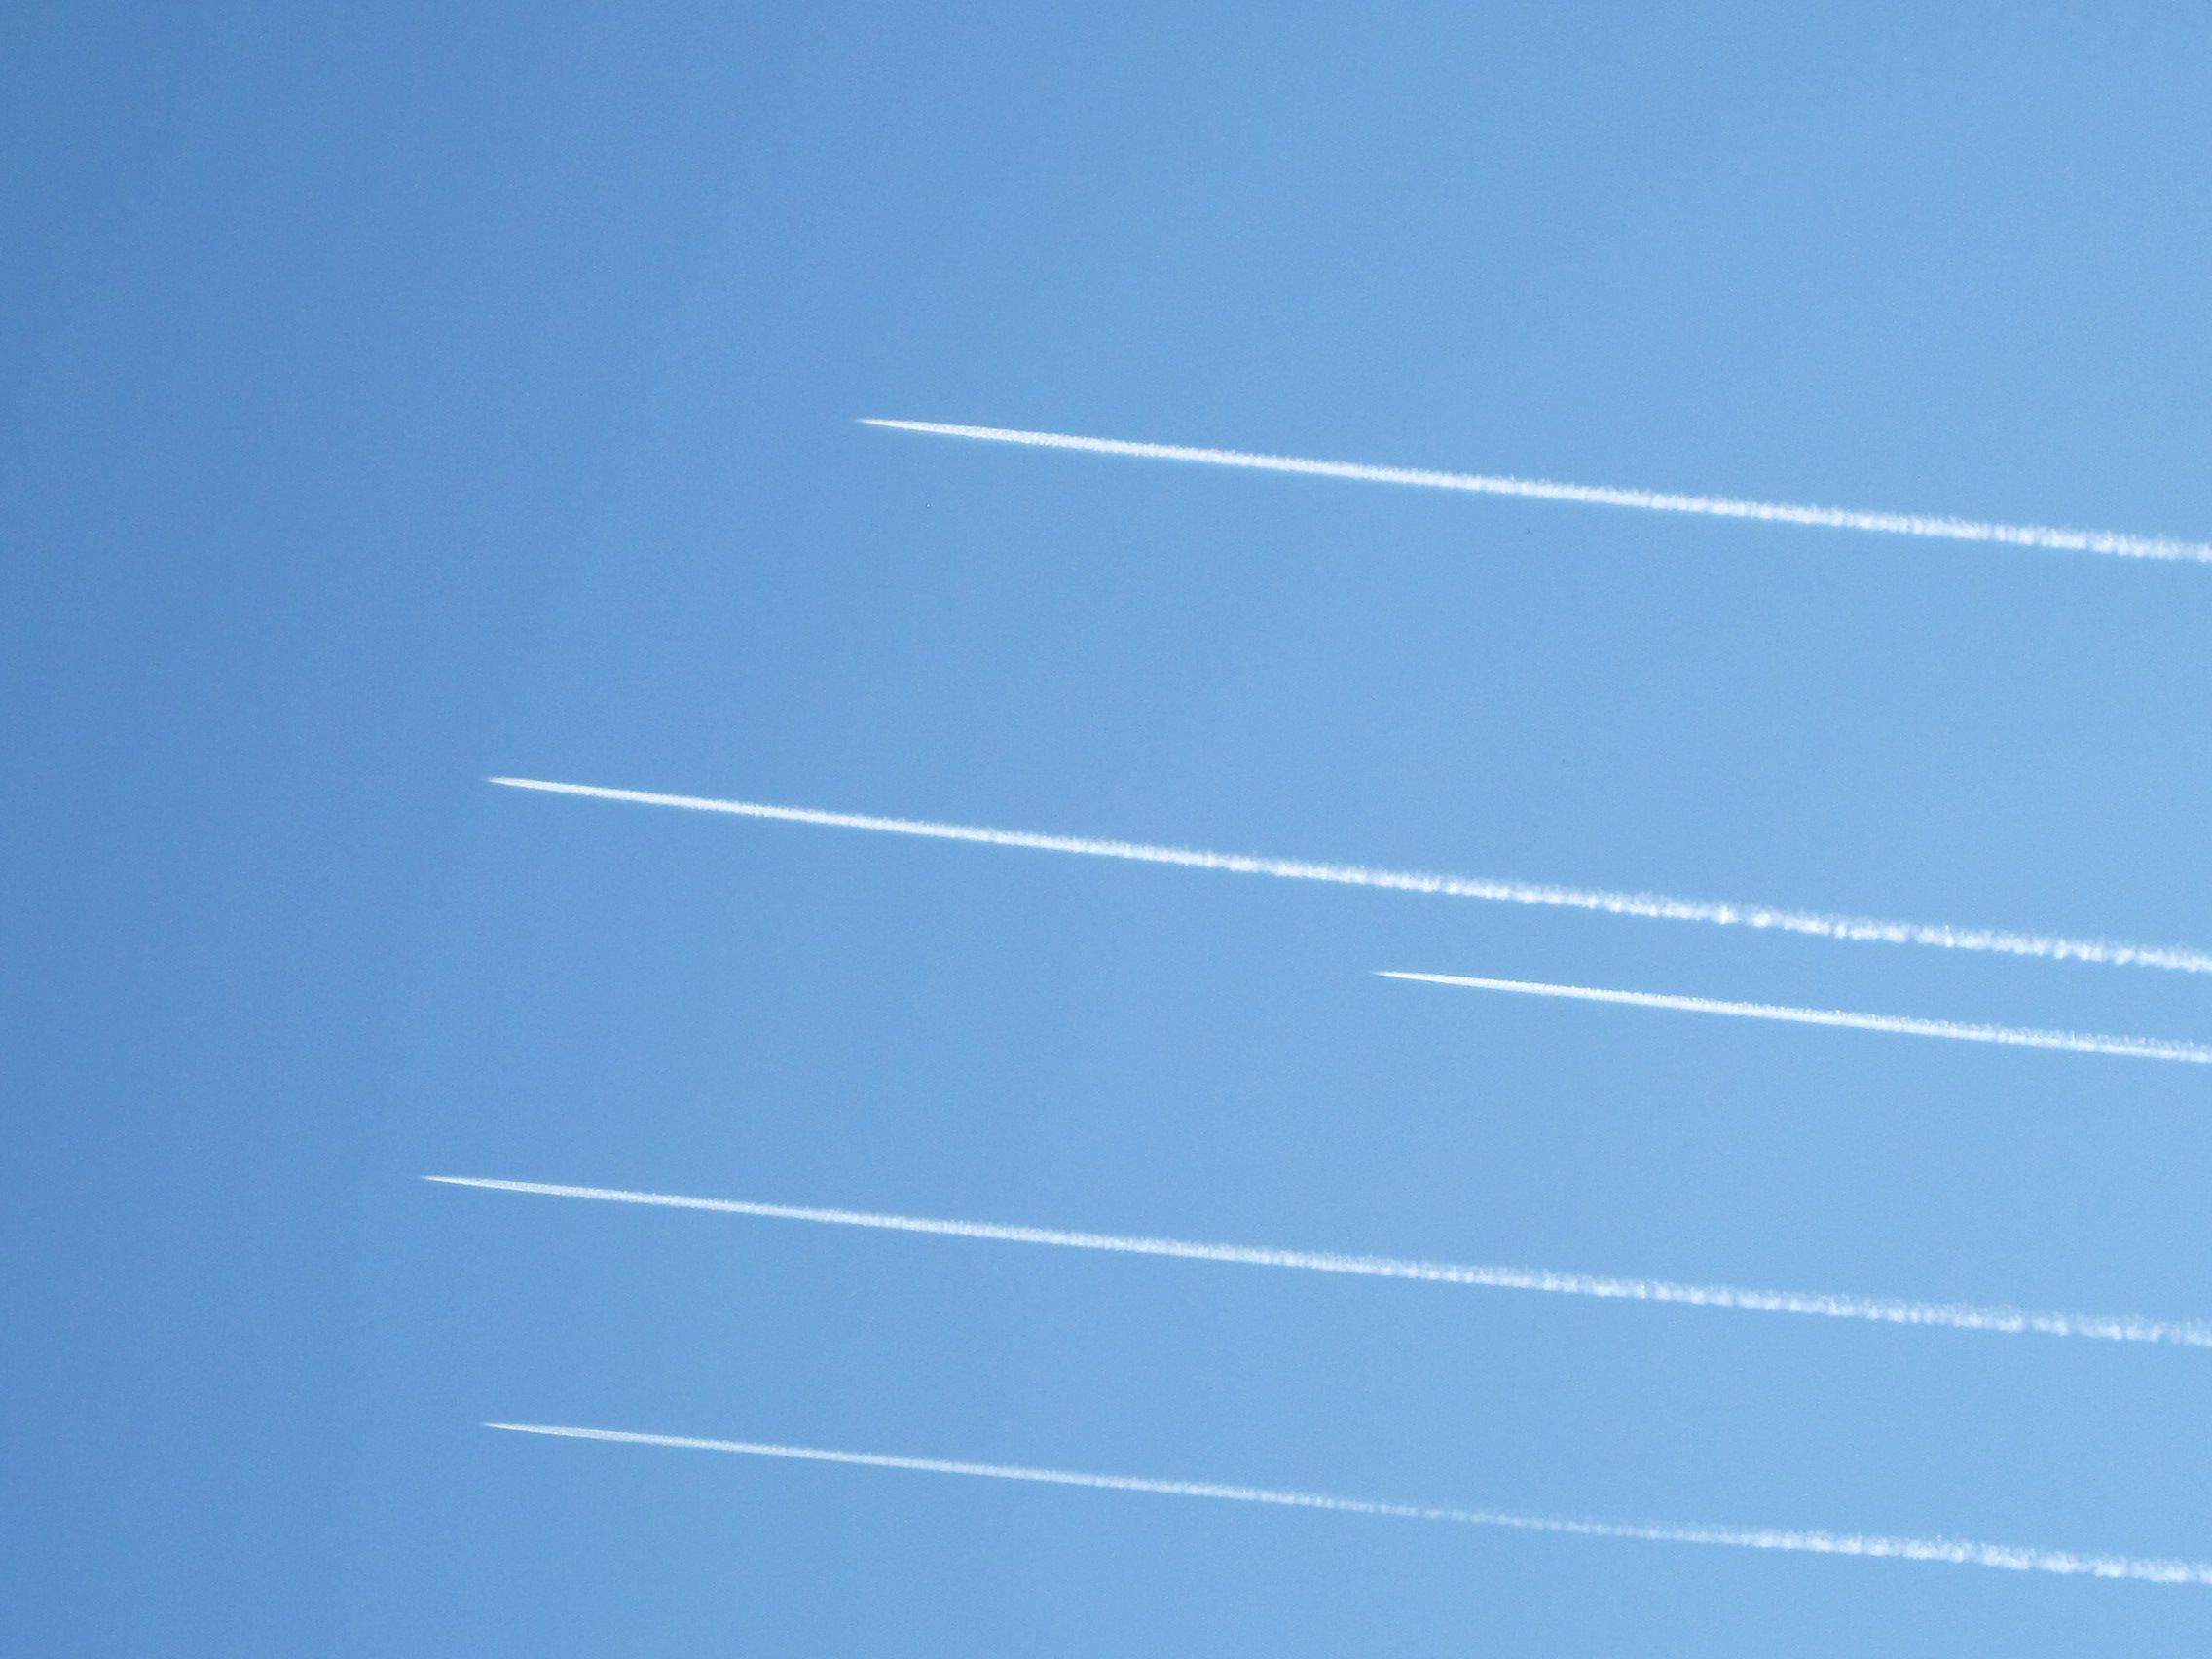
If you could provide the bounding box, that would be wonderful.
[426,1175,2212,1349]
[1381,971,2212,1065]
[861,417,2212,565]
[486,1422,2212,1585]
[485,777,2212,975]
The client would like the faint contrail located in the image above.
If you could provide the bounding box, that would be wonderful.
[486,1421,2212,1585]
[1382,971,2212,1065]
[427,1175,2212,1349]
[861,417,2212,565]
[485,778,2212,975]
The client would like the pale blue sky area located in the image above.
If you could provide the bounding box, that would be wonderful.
[9,4,2212,1653]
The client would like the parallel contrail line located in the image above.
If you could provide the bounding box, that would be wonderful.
[861,417,2212,565]
[485,777,2212,975]
[486,1422,2212,1585]
[1382,971,2212,1065]
[426,1175,2212,1349]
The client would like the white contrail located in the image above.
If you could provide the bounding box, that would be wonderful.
[426,1175,2212,1349]
[486,1421,2212,1585]
[1381,971,2212,1065]
[485,777,2212,975]
[861,417,2212,565]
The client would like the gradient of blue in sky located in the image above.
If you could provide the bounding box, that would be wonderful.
[9,4,2212,1652]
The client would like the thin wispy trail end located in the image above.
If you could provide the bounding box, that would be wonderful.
[1381,971,2212,1065]
[486,1422,2212,1585]
[426,1174,2212,1350]
[484,777,2212,975]
[859,416,2212,565]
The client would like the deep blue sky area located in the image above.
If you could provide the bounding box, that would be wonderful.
[9,5,2212,1653]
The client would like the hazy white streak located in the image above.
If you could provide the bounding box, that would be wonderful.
[861,417,2212,565]
[484,777,2212,975]
[486,1422,2212,1585]
[1382,971,2212,1065]
[426,1175,2212,1349]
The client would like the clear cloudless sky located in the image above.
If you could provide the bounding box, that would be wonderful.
[8,4,2212,1653]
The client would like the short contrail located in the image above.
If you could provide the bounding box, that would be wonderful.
[485,777,2212,975]
[861,417,2212,566]
[486,1422,2212,1585]
[1382,971,2212,1065]
[426,1175,2212,1349]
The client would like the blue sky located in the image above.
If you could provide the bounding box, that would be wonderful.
[9,3,2212,1651]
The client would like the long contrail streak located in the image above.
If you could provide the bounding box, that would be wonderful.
[426,1175,2212,1349]
[485,777,2212,975]
[861,417,2212,565]
[486,1422,2212,1585]
[1381,971,2212,1065]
